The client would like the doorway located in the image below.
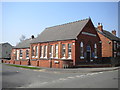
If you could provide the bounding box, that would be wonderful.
[86,46,91,63]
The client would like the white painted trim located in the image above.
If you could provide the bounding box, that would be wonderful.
[20,57,22,59]
[94,56,97,58]
[61,57,66,59]
[67,57,72,59]
[80,56,84,59]
[82,32,96,37]
[26,57,29,59]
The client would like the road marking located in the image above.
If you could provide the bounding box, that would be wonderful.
[59,78,67,81]
[76,75,81,78]
[41,82,48,84]
[99,72,103,74]
[33,69,46,72]
[80,75,86,77]
[86,73,98,76]
[67,77,75,79]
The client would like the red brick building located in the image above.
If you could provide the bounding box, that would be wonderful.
[10,36,35,65]
[96,23,120,58]
[10,18,102,68]
[30,18,102,68]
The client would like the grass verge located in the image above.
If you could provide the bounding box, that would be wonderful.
[6,64,41,69]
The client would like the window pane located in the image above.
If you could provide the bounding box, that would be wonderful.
[36,46,38,56]
[62,44,66,58]
[80,42,84,57]
[19,50,22,58]
[44,45,47,58]
[32,47,34,56]
[40,46,44,58]
[55,44,58,58]
[26,50,29,58]
[50,45,53,58]
[68,44,72,58]
[44,45,46,57]
[94,44,97,57]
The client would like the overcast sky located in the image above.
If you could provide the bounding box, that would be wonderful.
[1,2,119,46]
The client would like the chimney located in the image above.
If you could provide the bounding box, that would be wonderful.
[97,23,103,32]
[31,35,34,39]
[112,30,116,36]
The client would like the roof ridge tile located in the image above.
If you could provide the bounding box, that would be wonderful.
[46,18,89,29]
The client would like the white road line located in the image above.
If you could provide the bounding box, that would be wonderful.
[59,78,67,81]
[99,72,103,74]
[76,75,81,78]
[80,75,86,77]
[41,82,48,84]
[67,77,75,79]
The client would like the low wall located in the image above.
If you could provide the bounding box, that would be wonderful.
[20,60,29,65]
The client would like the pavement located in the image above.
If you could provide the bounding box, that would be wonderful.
[38,66,120,73]
[4,63,120,73]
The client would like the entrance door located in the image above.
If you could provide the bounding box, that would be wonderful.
[86,52,90,62]
[86,46,91,63]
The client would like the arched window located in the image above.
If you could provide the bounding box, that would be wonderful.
[50,45,53,58]
[35,46,38,57]
[62,44,66,58]
[26,50,29,58]
[80,42,84,59]
[68,44,72,59]
[81,42,83,47]
[44,45,47,58]
[55,44,58,58]
[94,43,97,58]
[40,46,44,58]
[19,50,22,58]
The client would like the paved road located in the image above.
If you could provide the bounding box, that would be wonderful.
[2,64,119,88]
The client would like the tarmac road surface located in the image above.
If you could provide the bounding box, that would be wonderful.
[1,64,119,88]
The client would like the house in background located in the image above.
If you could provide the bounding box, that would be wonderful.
[0,42,13,60]
[10,35,35,65]
[96,23,120,58]
[29,18,102,68]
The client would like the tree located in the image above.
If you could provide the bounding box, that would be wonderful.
[19,35,26,42]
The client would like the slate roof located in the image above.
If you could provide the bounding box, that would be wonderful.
[14,38,35,49]
[96,28,120,41]
[32,18,90,43]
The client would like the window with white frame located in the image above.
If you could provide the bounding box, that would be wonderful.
[26,50,29,58]
[55,44,58,58]
[114,52,117,57]
[35,46,38,58]
[117,43,119,49]
[50,45,53,58]
[68,44,72,59]
[40,46,44,58]
[62,44,66,58]
[32,46,35,56]
[16,50,19,60]
[19,50,22,58]
[80,42,84,59]
[94,43,97,58]
[114,41,116,50]
[44,45,47,58]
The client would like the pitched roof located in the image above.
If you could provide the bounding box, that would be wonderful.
[14,38,35,49]
[32,18,90,43]
[96,28,120,41]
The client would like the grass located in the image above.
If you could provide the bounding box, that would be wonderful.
[6,64,41,69]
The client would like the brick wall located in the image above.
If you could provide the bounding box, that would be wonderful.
[75,19,102,65]
[97,33,113,57]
